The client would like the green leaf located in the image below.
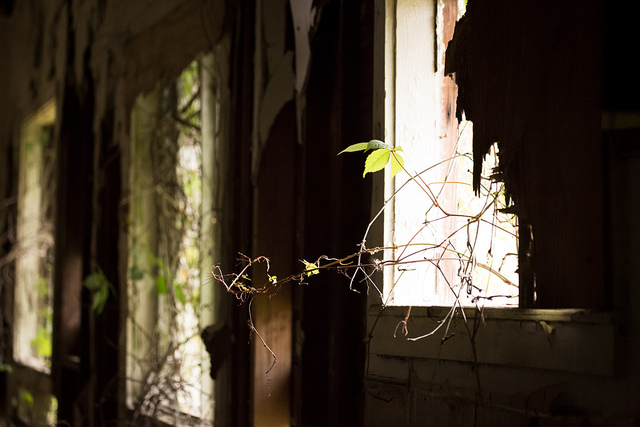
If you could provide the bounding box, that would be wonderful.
[338,139,392,155]
[175,283,186,306]
[83,273,102,290]
[364,149,391,177]
[338,142,369,154]
[366,139,392,150]
[130,265,144,281]
[84,268,114,315]
[0,363,13,373]
[156,275,167,294]
[20,390,34,409]
[31,327,52,357]
[300,259,320,277]
[389,148,405,177]
[340,140,405,178]
[36,276,49,297]
[92,286,109,314]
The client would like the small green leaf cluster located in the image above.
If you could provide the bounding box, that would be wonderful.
[130,252,169,298]
[236,274,253,293]
[20,389,34,410]
[299,259,320,277]
[31,275,53,360]
[31,327,52,358]
[338,139,405,177]
[83,267,116,315]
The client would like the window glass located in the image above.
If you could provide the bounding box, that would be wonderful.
[384,0,518,307]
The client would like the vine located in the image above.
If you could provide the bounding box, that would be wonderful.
[211,125,519,388]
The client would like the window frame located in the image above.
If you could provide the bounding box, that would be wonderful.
[8,99,58,426]
[125,54,223,424]
[367,0,613,349]
[375,0,518,309]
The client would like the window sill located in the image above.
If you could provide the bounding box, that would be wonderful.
[367,304,616,377]
[370,304,613,324]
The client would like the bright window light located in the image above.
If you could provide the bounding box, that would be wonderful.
[383,0,518,307]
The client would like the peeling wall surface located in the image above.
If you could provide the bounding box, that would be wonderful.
[1,0,640,426]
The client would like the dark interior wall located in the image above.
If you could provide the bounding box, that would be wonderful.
[603,0,640,390]
[602,3,640,112]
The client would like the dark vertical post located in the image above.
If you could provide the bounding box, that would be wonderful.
[298,0,372,425]
[52,47,94,427]
[217,2,255,425]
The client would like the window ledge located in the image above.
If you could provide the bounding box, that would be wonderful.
[370,304,614,324]
[367,304,616,377]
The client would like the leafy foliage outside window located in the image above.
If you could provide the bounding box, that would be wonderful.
[126,58,213,425]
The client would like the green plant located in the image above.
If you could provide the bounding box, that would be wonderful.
[339,139,405,177]
[30,276,53,360]
[83,266,116,315]
[210,130,518,395]
[31,326,52,358]
[215,135,516,297]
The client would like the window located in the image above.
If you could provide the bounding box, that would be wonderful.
[126,54,222,424]
[11,99,58,425]
[14,100,56,371]
[381,0,518,307]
